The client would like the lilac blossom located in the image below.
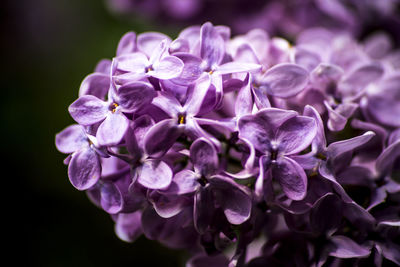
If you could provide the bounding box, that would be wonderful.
[56,21,400,266]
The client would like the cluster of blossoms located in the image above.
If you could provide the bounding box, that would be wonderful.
[106,0,400,37]
[56,22,400,266]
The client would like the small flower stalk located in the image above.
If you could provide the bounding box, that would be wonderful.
[56,22,400,266]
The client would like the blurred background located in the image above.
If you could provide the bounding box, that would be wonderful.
[2,0,185,266]
[2,0,399,266]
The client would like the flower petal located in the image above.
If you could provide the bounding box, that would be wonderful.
[190,138,218,177]
[327,131,375,161]
[276,115,317,155]
[100,181,123,214]
[116,31,137,56]
[137,32,171,58]
[303,105,326,153]
[96,113,129,146]
[55,124,88,154]
[144,119,183,158]
[68,95,108,126]
[328,235,371,258]
[210,175,252,225]
[215,62,261,75]
[200,22,225,68]
[118,81,155,112]
[115,211,142,243]
[310,193,343,234]
[376,140,400,175]
[259,63,309,98]
[114,52,148,73]
[137,159,172,189]
[273,157,307,200]
[78,73,110,99]
[235,74,253,117]
[166,170,199,195]
[149,191,185,218]
[68,147,101,191]
[151,56,184,80]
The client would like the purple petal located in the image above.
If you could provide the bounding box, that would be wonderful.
[137,32,171,58]
[137,159,172,189]
[190,138,218,177]
[184,74,212,115]
[144,119,183,158]
[327,131,375,161]
[68,147,101,190]
[379,241,400,265]
[169,38,190,54]
[210,175,252,225]
[151,91,183,117]
[55,124,88,154]
[273,157,307,200]
[303,105,326,153]
[238,108,298,152]
[96,113,129,146]
[276,115,317,155]
[100,182,123,214]
[78,73,110,99]
[68,95,108,126]
[234,43,260,64]
[235,74,253,117]
[115,211,142,243]
[149,191,185,218]
[151,56,184,80]
[170,53,203,85]
[324,102,348,132]
[364,32,393,59]
[94,59,111,74]
[116,31,137,56]
[259,63,309,98]
[114,52,148,73]
[200,22,225,68]
[117,81,155,112]
[310,63,343,91]
[294,48,321,72]
[376,140,400,175]
[339,63,384,95]
[328,235,371,258]
[166,170,199,195]
[310,193,343,234]
[215,62,261,75]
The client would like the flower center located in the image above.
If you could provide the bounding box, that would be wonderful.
[177,113,186,125]
[197,176,208,187]
[145,66,153,73]
[110,103,119,113]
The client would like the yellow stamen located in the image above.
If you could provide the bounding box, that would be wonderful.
[112,103,119,113]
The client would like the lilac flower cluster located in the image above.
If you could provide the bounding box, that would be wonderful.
[106,0,400,37]
[56,22,400,266]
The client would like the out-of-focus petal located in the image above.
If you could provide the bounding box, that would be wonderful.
[303,105,326,153]
[115,211,142,243]
[194,186,214,234]
[259,63,309,98]
[100,182,123,214]
[328,235,371,258]
[215,62,261,75]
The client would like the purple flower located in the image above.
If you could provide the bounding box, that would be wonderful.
[55,124,103,190]
[238,108,317,200]
[69,81,155,146]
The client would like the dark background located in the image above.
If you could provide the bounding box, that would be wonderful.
[2,0,186,266]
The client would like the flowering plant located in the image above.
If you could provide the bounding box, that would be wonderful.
[56,22,400,266]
